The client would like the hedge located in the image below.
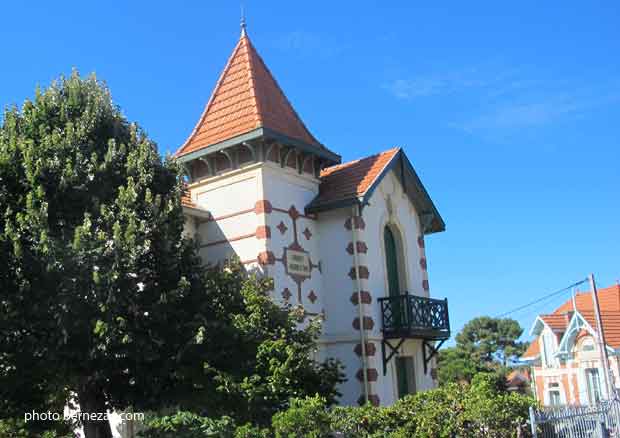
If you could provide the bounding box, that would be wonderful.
[138,373,536,438]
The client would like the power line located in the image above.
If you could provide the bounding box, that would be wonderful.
[497,278,588,318]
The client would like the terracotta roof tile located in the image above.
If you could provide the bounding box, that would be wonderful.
[176,33,331,157]
[554,284,620,314]
[307,148,400,210]
[540,314,570,332]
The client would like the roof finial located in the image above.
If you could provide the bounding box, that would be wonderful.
[240,4,247,36]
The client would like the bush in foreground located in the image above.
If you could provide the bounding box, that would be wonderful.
[139,373,536,438]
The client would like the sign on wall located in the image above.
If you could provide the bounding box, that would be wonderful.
[285,249,311,278]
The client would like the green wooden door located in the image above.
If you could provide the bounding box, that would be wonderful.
[384,227,404,328]
[396,356,416,398]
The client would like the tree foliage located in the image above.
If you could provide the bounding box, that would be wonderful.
[437,317,527,386]
[0,72,342,438]
[455,316,526,366]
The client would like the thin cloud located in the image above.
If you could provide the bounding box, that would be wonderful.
[384,65,620,134]
[383,68,490,100]
[456,92,620,133]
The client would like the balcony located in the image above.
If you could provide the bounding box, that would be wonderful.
[379,294,450,340]
[378,294,450,374]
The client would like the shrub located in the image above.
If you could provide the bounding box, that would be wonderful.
[139,372,536,438]
[271,396,332,438]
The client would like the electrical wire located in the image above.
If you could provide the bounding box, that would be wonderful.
[497,278,588,318]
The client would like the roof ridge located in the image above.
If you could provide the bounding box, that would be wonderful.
[321,147,401,176]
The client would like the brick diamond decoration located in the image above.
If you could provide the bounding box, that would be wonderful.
[303,227,312,240]
[281,288,292,301]
[288,205,300,220]
[307,290,317,303]
[277,221,288,235]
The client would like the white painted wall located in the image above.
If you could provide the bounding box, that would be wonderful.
[183,162,442,407]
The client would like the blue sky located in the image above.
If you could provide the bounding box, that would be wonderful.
[2,1,619,341]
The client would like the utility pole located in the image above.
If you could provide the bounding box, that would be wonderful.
[589,273,615,399]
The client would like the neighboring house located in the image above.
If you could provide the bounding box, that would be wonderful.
[521,284,620,406]
[176,26,450,407]
[506,368,532,395]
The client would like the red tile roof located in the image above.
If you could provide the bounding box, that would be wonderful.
[580,311,620,350]
[523,284,620,359]
[522,340,540,359]
[307,148,400,211]
[555,284,620,314]
[176,33,327,157]
[540,314,570,332]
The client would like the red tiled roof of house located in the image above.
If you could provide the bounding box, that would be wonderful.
[176,32,327,157]
[555,284,620,314]
[522,340,540,359]
[522,284,620,359]
[580,311,620,350]
[507,369,531,386]
[540,314,570,332]
[307,148,400,210]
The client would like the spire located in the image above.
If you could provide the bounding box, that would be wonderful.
[176,32,337,159]
[240,5,247,36]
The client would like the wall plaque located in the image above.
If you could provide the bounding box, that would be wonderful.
[286,249,311,278]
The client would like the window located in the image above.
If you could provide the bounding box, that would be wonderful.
[549,390,561,406]
[586,368,602,404]
[384,226,401,298]
[548,382,561,406]
[582,339,595,352]
[396,356,416,398]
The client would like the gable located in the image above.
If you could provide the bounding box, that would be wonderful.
[306,148,445,234]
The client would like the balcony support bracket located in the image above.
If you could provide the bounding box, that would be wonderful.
[381,338,406,375]
[422,339,446,374]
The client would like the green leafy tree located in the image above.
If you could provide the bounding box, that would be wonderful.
[171,263,344,424]
[455,317,526,366]
[436,347,484,385]
[0,72,342,438]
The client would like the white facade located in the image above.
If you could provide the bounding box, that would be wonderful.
[183,156,444,406]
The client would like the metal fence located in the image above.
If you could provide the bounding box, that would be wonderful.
[530,399,620,437]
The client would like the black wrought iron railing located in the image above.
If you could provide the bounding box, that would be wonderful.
[378,294,450,340]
